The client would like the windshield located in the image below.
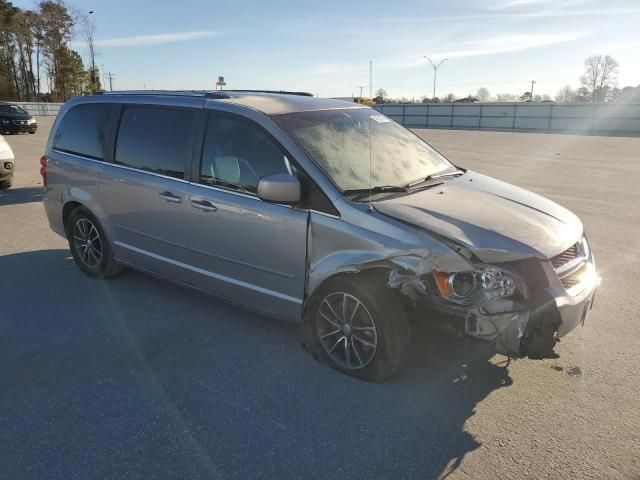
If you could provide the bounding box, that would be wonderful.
[272,108,455,192]
[0,104,28,115]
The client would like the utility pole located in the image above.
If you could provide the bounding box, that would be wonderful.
[358,85,364,98]
[105,72,116,91]
[530,80,536,101]
[369,60,372,98]
[424,56,447,101]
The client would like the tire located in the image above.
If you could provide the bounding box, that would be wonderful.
[0,175,12,190]
[29,131,35,134]
[66,206,122,278]
[303,275,411,382]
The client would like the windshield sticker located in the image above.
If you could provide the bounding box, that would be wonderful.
[371,114,391,123]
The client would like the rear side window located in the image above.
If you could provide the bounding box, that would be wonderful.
[115,106,197,179]
[200,114,294,194]
[53,103,114,159]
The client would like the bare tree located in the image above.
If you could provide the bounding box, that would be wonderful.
[476,87,490,102]
[443,93,456,102]
[580,55,619,102]
[495,93,517,102]
[374,88,388,100]
[79,10,99,90]
[555,85,577,102]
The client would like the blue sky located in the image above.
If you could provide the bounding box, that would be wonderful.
[13,0,640,98]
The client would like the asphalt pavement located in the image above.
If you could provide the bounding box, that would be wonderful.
[1,117,638,479]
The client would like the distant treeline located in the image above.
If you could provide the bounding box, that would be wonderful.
[0,0,97,102]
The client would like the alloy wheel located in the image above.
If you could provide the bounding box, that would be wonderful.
[73,218,102,268]
[316,292,378,369]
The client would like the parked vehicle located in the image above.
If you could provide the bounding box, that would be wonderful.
[42,91,599,381]
[0,102,38,135]
[0,134,15,189]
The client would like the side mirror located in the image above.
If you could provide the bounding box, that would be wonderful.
[257,173,301,204]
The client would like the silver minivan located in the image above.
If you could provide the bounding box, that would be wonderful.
[43,91,599,381]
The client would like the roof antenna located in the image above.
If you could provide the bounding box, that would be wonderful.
[368,109,373,212]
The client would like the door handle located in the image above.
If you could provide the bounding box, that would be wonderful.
[191,199,217,212]
[159,191,182,203]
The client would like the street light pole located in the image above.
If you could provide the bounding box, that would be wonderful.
[424,56,448,101]
[530,80,536,101]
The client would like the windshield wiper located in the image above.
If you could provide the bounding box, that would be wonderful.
[406,170,465,188]
[343,185,409,197]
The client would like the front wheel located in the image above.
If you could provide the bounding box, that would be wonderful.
[304,275,411,382]
[66,206,122,278]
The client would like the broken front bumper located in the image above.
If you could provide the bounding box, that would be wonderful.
[499,258,598,358]
[555,274,597,337]
[457,256,599,358]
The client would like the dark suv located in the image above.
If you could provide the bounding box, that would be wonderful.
[0,102,38,134]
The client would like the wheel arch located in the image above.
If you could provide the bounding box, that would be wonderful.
[60,188,115,242]
[303,266,405,318]
[61,200,83,232]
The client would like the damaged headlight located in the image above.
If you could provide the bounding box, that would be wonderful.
[433,267,517,305]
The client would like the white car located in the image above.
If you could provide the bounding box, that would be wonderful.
[0,134,15,189]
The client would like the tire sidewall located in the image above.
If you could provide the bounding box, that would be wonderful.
[304,275,411,382]
[66,207,114,278]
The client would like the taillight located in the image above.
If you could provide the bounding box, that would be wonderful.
[40,155,47,186]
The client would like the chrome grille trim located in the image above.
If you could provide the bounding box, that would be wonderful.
[551,236,592,295]
[551,243,578,269]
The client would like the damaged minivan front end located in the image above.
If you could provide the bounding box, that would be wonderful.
[378,217,599,360]
[273,105,599,381]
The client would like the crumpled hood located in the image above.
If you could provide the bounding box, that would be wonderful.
[374,171,583,262]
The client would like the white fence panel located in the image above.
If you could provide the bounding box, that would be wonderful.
[374,102,639,135]
[11,102,63,116]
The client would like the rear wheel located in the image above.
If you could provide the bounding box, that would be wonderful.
[304,275,411,382]
[66,206,122,278]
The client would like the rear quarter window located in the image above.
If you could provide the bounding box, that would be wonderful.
[53,103,114,159]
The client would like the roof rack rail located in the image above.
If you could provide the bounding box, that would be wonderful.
[92,90,230,99]
[90,89,313,99]
[221,89,313,97]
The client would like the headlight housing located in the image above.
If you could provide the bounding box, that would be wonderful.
[0,119,9,125]
[28,118,37,125]
[434,267,518,305]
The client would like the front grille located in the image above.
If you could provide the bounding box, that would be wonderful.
[560,263,588,289]
[12,120,28,125]
[551,243,578,269]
